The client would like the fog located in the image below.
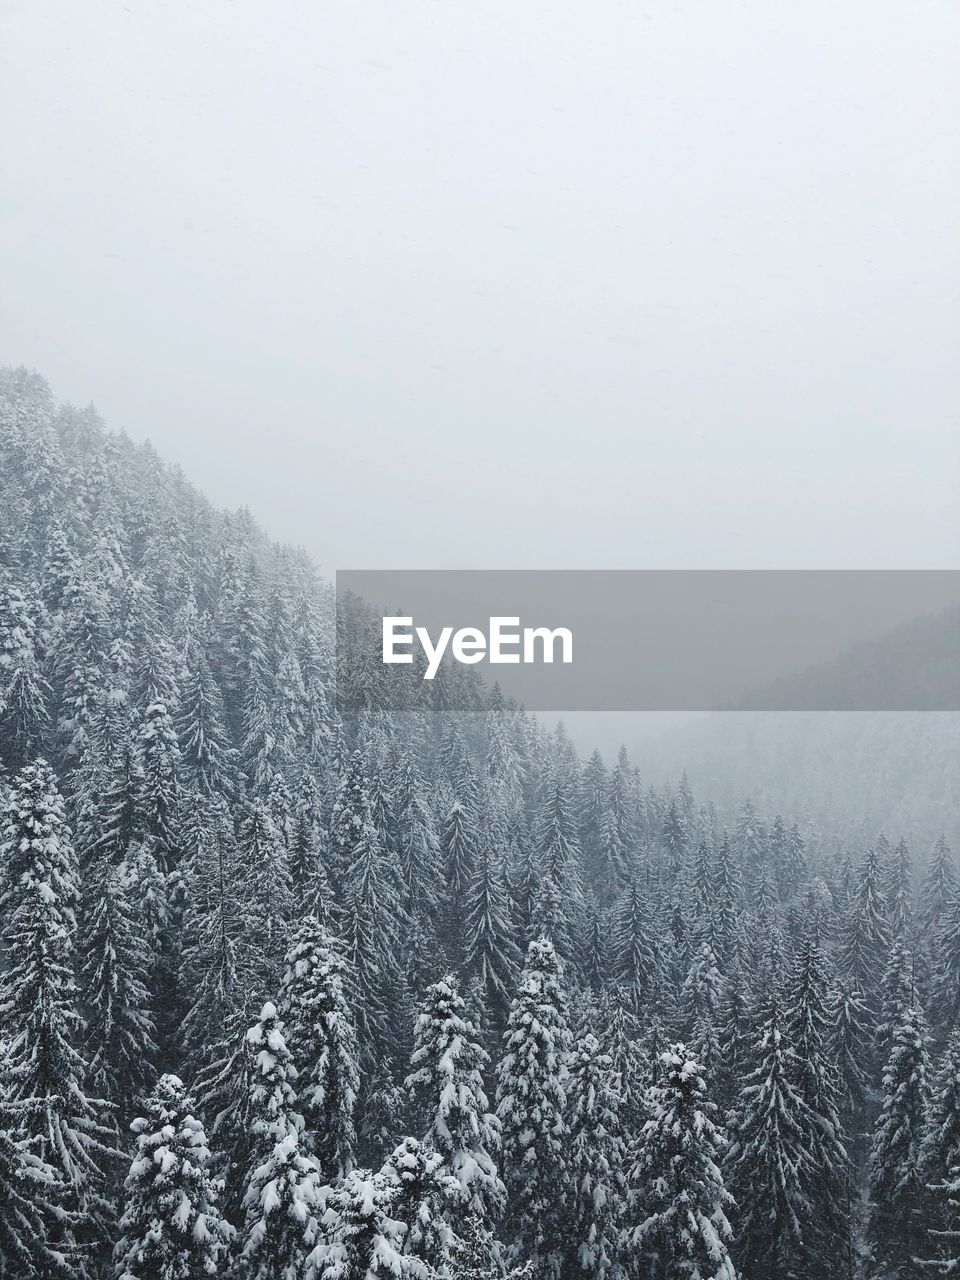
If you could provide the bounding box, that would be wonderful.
[2,0,958,578]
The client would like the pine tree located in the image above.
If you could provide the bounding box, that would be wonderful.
[627,1042,737,1280]
[405,974,505,1224]
[496,937,571,1279]
[358,1070,407,1170]
[238,1003,325,1279]
[534,772,584,960]
[784,935,853,1278]
[0,1091,65,1278]
[113,1073,234,1279]
[136,699,183,874]
[441,792,476,907]
[381,1136,459,1274]
[463,842,521,1019]
[564,1031,626,1280]
[0,760,112,1257]
[289,777,329,917]
[279,916,359,1180]
[728,999,815,1279]
[237,801,293,989]
[90,722,143,866]
[867,1005,932,1278]
[79,847,157,1115]
[336,758,402,1066]
[711,835,744,971]
[391,750,443,921]
[938,896,960,1036]
[0,568,50,768]
[176,629,235,798]
[924,1163,960,1276]
[611,874,659,1017]
[886,838,914,942]
[714,963,753,1118]
[921,838,956,939]
[181,800,257,1085]
[660,797,687,882]
[830,978,873,1153]
[876,941,914,1068]
[598,992,645,1144]
[305,1168,413,1280]
[681,942,725,1080]
[925,1028,960,1196]
[839,847,891,1016]
[54,582,109,761]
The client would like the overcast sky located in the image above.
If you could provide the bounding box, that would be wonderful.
[1,0,958,574]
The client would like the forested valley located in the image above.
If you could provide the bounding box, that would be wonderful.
[1,366,958,1280]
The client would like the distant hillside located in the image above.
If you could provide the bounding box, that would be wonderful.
[731,602,960,712]
[634,708,960,856]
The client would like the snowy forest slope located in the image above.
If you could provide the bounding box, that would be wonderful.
[0,365,958,1280]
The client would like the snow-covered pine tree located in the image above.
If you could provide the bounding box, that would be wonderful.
[922,1027,960,1272]
[0,760,112,1263]
[337,762,403,1068]
[279,916,360,1180]
[53,580,109,762]
[405,974,505,1225]
[727,997,815,1278]
[627,1042,736,1280]
[867,1004,932,1278]
[937,895,960,1037]
[237,1003,325,1279]
[660,796,686,883]
[611,873,659,1018]
[783,934,853,1278]
[88,720,143,866]
[79,845,157,1116]
[0,568,50,769]
[533,771,584,961]
[496,937,571,1280]
[577,750,608,889]
[885,838,913,942]
[289,775,330,919]
[710,835,744,972]
[924,1162,960,1276]
[441,791,477,904]
[113,1073,234,1279]
[829,978,874,1156]
[305,1168,415,1280]
[597,991,645,1145]
[237,801,293,989]
[463,841,521,1021]
[357,1069,407,1170]
[839,847,891,1025]
[381,1136,459,1274]
[921,837,956,940]
[135,699,183,874]
[564,1031,626,1280]
[680,941,726,1081]
[176,623,235,798]
[583,900,609,995]
[0,1089,65,1278]
[714,962,754,1118]
[925,1027,960,1197]
[181,799,257,1085]
[391,749,443,922]
[876,941,914,1069]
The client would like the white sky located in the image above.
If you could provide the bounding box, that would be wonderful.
[1,0,958,572]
